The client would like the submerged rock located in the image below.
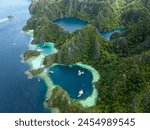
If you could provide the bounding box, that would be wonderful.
[7,15,14,20]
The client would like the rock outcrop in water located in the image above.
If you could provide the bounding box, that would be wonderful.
[29,68,45,76]
[23,50,40,61]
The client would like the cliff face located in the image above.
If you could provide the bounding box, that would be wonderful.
[56,25,107,64]
[23,13,69,46]
[29,0,121,31]
[23,13,109,65]
[29,0,150,31]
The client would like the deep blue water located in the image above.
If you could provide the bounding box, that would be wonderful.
[54,17,88,32]
[101,28,125,40]
[49,65,93,100]
[0,0,47,112]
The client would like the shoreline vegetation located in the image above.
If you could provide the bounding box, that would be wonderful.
[22,0,150,113]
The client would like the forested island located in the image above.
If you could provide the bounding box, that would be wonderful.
[23,0,150,113]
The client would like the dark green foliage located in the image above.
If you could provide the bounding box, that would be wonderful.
[56,25,110,64]
[125,15,150,54]
[29,68,44,76]
[43,54,56,67]
[23,50,40,61]
[96,52,150,112]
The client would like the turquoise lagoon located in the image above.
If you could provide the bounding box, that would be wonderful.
[54,17,124,40]
[101,28,125,40]
[48,65,93,100]
[54,17,88,32]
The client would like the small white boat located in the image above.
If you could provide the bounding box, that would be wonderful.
[49,71,54,74]
[78,70,82,76]
[37,48,42,52]
[78,70,84,76]
[45,98,48,102]
[78,89,84,97]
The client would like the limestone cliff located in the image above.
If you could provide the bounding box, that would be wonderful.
[23,13,69,46]
[56,25,107,64]
[29,0,120,31]
[29,0,150,31]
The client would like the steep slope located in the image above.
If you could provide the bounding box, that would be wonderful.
[29,0,122,31]
[23,13,69,46]
[29,0,150,31]
[56,25,108,64]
